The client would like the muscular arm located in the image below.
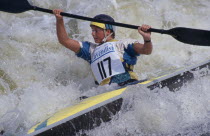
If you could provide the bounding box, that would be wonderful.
[133,41,153,55]
[54,9,80,53]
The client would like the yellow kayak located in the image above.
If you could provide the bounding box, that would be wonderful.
[26,59,210,136]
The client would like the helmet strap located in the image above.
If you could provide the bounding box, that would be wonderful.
[102,29,113,43]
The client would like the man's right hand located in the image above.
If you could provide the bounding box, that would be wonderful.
[53,9,64,20]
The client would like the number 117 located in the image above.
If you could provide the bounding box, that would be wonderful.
[97,57,112,80]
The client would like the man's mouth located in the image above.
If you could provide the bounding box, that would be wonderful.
[94,38,99,41]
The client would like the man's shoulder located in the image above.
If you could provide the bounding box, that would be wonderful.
[116,39,139,45]
[80,41,98,51]
[81,41,98,47]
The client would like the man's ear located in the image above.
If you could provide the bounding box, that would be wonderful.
[106,29,112,35]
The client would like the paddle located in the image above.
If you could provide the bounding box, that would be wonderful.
[1,0,210,46]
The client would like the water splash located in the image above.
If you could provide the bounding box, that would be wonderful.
[0,0,210,135]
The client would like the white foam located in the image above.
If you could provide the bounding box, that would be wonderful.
[0,0,210,135]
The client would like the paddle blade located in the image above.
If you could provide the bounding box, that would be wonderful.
[167,27,210,46]
[0,0,33,13]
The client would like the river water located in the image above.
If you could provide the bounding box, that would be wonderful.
[0,0,210,135]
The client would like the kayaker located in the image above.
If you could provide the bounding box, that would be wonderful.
[53,9,153,86]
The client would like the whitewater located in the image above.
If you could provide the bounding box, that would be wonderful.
[0,0,210,135]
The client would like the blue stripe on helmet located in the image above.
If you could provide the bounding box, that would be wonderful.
[105,24,113,30]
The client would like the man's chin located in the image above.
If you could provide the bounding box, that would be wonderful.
[94,40,101,43]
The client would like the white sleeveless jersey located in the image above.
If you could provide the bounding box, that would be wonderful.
[77,39,140,85]
[90,42,125,84]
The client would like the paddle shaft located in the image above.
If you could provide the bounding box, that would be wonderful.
[33,6,166,34]
[34,6,210,46]
[1,0,209,46]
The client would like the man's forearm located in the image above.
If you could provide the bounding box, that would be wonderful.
[56,19,69,45]
[143,41,153,55]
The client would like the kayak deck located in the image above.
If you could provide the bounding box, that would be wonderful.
[26,59,210,136]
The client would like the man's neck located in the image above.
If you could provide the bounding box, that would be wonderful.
[107,39,117,42]
[98,38,117,45]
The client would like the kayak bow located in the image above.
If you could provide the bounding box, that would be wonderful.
[26,59,210,136]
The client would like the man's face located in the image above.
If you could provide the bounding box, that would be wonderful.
[91,25,105,43]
